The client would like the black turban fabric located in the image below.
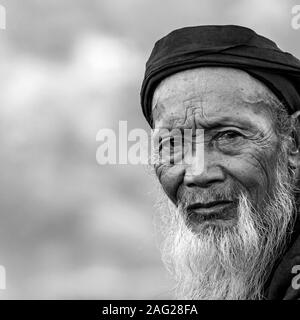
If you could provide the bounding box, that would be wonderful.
[140,25,300,127]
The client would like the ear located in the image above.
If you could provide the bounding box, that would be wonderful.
[287,111,300,174]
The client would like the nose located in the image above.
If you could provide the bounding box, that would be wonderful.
[183,150,226,188]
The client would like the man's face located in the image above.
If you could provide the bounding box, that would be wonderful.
[151,67,296,299]
[153,67,281,232]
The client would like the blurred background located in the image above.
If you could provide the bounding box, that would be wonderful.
[0,0,299,299]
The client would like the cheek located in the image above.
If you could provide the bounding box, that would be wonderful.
[156,165,185,204]
[224,150,278,204]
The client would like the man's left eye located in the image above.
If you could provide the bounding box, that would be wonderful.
[216,130,244,140]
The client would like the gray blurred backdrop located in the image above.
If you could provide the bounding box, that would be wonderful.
[0,0,299,299]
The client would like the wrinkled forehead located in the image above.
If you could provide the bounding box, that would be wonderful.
[151,67,280,128]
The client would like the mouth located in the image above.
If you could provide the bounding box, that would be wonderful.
[186,200,236,224]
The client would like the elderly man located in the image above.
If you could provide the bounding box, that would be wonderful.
[140,25,300,300]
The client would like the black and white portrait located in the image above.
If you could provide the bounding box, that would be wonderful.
[0,0,300,303]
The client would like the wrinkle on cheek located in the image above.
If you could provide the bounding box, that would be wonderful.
[221,156,264,207]
[235,147,277,202]
[156,165,186,204]
[250,127,275,148]
[241,129,279,188]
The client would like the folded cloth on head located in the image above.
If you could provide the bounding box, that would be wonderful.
[140,25,300,127]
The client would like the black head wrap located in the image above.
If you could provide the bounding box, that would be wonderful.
[140,25,300,127]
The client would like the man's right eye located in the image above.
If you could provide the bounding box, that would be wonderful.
[159,136,186,164]
[159,136,176,151]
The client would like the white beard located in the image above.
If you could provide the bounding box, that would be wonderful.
[155,152,296,300]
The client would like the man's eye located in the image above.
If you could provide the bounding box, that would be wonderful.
[158,136,187,165]
[216,130,244,140]
[159,136,182,150]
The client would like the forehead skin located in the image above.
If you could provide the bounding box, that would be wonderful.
[152,67,279,132]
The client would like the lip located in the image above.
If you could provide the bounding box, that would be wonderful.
[186,200,236,221]
[188,200,233,210]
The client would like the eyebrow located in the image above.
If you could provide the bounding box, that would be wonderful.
[198,117,258,131]
[157,116,260,133]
